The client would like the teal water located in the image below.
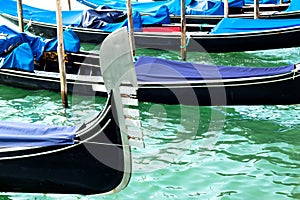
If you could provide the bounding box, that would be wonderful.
[0,47,299,200]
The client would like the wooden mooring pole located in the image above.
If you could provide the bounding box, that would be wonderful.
[254,0,260,19]
[224,0,229,18]
[17,0,24,32]
[67,0,71,11]
[56,0,68,108]
[126,0,136,57]
[180,0,187,61]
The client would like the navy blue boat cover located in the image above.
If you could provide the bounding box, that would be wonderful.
[77,0,244,16]
[211,18,300,34]
[0,121,76,147]
[135,56,294,82]
[0,25,80,72]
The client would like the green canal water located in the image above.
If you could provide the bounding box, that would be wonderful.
[0,46,299,199]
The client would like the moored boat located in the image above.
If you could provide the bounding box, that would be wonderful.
[0,28,143,195]
[1,0,300,52]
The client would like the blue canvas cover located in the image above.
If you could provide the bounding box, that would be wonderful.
[0,0,82,26]
[186,0,224,15]
[79,5,170,32]
[0,121,76,147]
[77,0,244,15]
[223,0,244,8]
[0,0,169,32]
[0,25,80,72]
[210,18,300,34]
[285,0,300,12]
[134,56,294,82]
[0,43,34,72]
[79,9,128,29]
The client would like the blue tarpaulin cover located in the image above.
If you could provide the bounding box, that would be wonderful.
[210,18,300,34]
[134,56,294,82]
[286,0,300,12]
[0,43,34,71]
[186,0,224,15]
[78,6,170,32]
[0,25,80,72]
[0,121,76,147]
[0,0,170,32]
[0,0,82,26]
[77,0,244,16]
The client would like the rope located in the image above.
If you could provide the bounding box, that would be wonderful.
[23,20,32,32]
[180,33,191,49]
[199,23,209,31]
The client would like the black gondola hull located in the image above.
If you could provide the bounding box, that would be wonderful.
[0,95,131,194]
[1,68,300,106]
[2,14,300,53]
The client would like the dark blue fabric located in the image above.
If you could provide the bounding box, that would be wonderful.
[286,0,300,12]
[0,43,34,72]
[78,6,169,32]
[79,9,127,29]
[82,9,142,32]
[0,121,76,147]
[210,18,300,34]
[134,56,294,82]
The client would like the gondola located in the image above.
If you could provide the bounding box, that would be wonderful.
[1,25,300,106]
[0,28,143,195]
[2,0,300,53]
[77,0,293,24]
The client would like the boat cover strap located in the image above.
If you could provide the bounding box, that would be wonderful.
[211,18,300,34]
[135,56,294,82]
[0,121,76,147]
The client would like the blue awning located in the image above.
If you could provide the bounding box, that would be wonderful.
[135,56,294,82]
[0,121,76,147]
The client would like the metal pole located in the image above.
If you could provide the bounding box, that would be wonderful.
[181,0,186,61]
[56,0,68,108]
[254,0,260,19]
[224,0,229,18]
[126,0,136,57]
[17,0,24,32]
